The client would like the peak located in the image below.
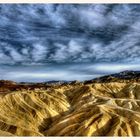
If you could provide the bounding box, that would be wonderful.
[119,70,140,74]
[111,70,140,81]
[84,70,140,84]
[112,70,140,78]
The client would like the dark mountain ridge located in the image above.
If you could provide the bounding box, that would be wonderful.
[84,70,140,84]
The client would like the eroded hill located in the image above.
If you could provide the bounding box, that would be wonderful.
[0,71,140,136]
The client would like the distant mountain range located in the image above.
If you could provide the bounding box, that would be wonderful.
[84,70,140,84]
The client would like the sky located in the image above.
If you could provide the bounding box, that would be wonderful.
[0,4,140,82]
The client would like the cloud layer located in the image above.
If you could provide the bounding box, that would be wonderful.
[0,4,140,81]
[0,4,140,65]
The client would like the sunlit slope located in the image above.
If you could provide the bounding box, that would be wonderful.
[0,81,140,136]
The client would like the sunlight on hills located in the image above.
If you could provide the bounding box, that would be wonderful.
[0,79,140,136]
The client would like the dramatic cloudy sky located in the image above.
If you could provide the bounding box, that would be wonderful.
[0,4,140,82]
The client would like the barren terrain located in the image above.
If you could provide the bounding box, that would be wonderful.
[0,71,140,136]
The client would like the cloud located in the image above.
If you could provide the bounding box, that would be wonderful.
[0,4,139,65]
[31,43,48,61]
[0,4,140,81]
